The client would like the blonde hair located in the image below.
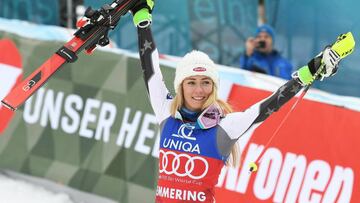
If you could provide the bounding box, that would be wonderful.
[170,84,240,167]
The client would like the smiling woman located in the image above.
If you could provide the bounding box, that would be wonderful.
[182,76,213,112]
[131,1,346,202]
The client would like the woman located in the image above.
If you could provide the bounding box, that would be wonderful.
[131,2,342,202]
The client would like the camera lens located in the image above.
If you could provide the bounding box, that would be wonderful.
[257,41,266,48]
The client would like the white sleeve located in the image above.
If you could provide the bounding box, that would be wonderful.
[219,104,261,139]
[147,49,172,123]
[219,79,303,139]
[137,26,171,124]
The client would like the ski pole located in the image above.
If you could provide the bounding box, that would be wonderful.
[249,32,355,173]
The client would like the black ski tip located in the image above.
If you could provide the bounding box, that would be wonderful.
[1,100,16,111]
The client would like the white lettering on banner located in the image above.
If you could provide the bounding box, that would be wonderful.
[156,186,206,202]
[79,98,100,138]
[274,153,306,203]
[23,88,161,157]
[23,88,137,144]
[163,138,200,154]
[254,147,283,200]
[23,88,45,123]
[94,102,116,142]
[322,166,353,203]
[134,114,157,154]
[299,160,331,203]
[22,88,165,159]
[61,94,83,134]
[115,108,161,156]
[152,131,160,158]
[116,107,142,147]
[216,143,354,202]
[40,89,64,129]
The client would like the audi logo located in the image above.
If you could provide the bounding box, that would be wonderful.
[159,150,209,180]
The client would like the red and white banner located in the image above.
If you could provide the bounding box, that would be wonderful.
[215,84,359,203]
[0,39,23,133]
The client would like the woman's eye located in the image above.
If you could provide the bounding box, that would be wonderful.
[187,81,195,85]
[202,80,211,85]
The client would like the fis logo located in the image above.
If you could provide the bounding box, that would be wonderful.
[0,39,23,134]
[172,123,196,141]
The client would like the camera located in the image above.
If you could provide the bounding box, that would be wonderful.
[256,40,266,49]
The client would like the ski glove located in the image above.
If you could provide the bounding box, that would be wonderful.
[309,46,340,78]
[293,46,341,86]
[293,32,355,86]
[130,0,154,28]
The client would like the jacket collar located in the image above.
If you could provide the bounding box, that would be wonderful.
[175,103,224,129]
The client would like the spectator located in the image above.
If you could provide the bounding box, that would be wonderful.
[239,24,293,79]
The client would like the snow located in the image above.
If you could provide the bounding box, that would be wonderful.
[0,174,75,203]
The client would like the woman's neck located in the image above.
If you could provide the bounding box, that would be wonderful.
[179,106,201,122]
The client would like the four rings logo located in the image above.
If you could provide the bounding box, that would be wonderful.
[172,123,196,140]
[159,150,209,180]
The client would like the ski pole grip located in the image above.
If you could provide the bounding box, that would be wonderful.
[331,32,355,59]
[133,8,152,28]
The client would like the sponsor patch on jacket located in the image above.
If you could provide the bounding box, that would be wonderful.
[166,93,173,100]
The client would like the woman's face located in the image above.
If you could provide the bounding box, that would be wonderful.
[182,75,213,112]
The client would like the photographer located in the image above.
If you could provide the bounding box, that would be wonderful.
[239,24,293,79]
